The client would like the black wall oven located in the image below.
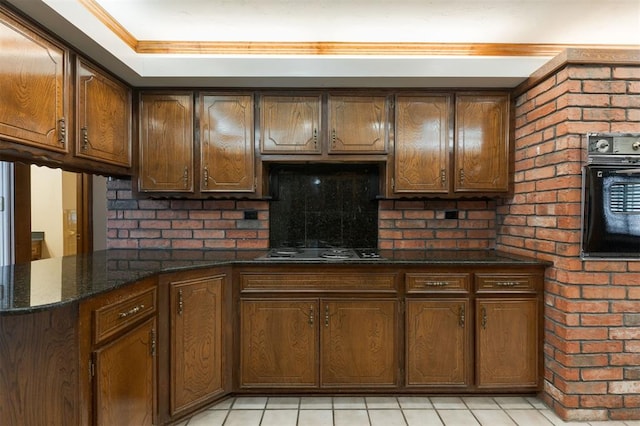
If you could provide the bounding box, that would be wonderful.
[582,133,640,259]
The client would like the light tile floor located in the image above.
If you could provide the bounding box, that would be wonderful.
[176,396,640,426]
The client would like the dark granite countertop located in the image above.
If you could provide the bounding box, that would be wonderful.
[0,248,549,315]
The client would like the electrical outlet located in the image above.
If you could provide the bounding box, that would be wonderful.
[243,210,258,220]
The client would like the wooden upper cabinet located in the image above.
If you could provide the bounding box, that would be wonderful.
[260,95,321,154]
[138,93,194,192]
[455,93,510,192]
[0,9,69,153]
[328,95,389,154]
[76,58,131,167]
[200,94,255,192]
[394,95,451,193]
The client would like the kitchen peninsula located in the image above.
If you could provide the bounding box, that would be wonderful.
[0,249,546,425]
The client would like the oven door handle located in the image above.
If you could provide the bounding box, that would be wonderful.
[614,168,640,174]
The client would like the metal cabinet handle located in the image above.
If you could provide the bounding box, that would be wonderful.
[309,305,314,325]
[178,289,183,315]
[81,127,89,151]
[481,306,487,329]
[58,118,66,146]
[324,305,329,327]
[313,128,318,146]
[119,304,145,319]
[203,166,209,188]
[424,281,448,287]
[459,305,465,328]
[331,129,336,146]
[495,281,518,287]
[458,168,465,185]
[183,166,189,189]
[440,169,446,187]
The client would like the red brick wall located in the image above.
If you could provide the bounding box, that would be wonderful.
[106,179,270,249]
[497,64,640,421]
[379,199,496,249]
[106,180,497,251]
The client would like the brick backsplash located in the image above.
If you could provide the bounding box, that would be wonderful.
[106,180,269,249]
[107,180,497,251]
[378,199,496,250]
[498,64,640,421]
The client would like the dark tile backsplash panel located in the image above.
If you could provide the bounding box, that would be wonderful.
[268,164,379,248]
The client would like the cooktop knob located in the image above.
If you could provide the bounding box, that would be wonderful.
[633,140,640,151]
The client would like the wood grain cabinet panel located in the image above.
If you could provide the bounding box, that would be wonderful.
[0,9,69,152]
[321,299,397,387]
[476,299,538,389]
[200,94,255,192]
[328,95,389,153]
[240,299,318,388]
[170,274,225,416]
[394,95,451,193]
[260,95,321,154]
[455,94,510,192]
[138,92,194,192]
[93,317,156,426]
[406,300,470,387]
[76,58,131,167]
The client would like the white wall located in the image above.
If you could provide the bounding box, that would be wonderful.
[31,165,63,258]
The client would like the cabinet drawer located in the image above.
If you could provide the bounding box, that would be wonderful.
[406,273,470,293]
[475,273,539,293]
[241,272,397,293]
[93,287,157,344]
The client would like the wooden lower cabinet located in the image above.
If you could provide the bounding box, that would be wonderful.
[240,299,318,387]
[406,299,470,387]
[321,299,397,387]
[476,299,538,389]
[93,317,156,426]
[240,298,397,388]
[169,273,226,416]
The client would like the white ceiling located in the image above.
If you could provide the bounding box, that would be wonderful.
[6,0,640,87]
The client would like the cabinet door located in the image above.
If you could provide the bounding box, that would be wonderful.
[170,274,225,416]
[260,95,321,154]
[200,94,255,192]
[406,299,470,387]
[476,299,538,388]
[139,93,194,192]
[328,95,388,153]
[93,317,156,426]
[0,9,68,152]
[321,299,396,387]
[76,58,131,167]
[454,94,509,192]
[240,299,318,387]
[394,95,451,193]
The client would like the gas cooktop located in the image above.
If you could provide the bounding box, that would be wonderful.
[256,247,383,261]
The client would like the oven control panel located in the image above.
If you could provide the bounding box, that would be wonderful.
[587,133,640,164]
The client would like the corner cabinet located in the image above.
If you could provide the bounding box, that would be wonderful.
[0,7,69,153]
[76,58,131,167]
[200,93,255,192]
[391,92,510,197]
[157,268,230,424]
[138,92,194,192]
